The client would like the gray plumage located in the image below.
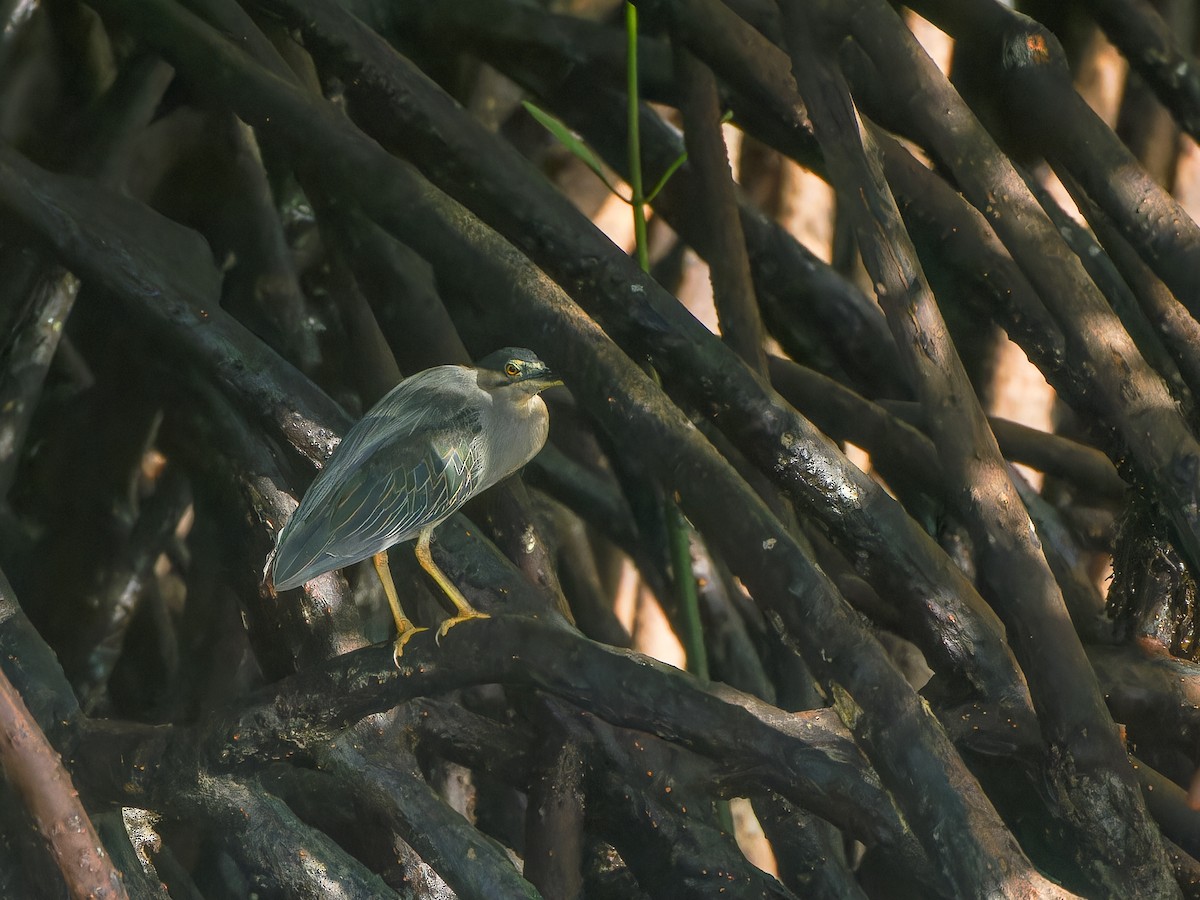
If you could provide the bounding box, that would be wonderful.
[272,348,557,591]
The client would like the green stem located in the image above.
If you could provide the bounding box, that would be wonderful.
[625,2,650,273]
[626,3,706,680]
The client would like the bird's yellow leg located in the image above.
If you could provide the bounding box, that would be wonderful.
[414,527,489,642]
[373,551,428,663]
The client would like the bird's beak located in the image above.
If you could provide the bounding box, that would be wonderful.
[521,366,562,390]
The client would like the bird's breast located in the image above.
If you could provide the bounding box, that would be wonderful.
[481,394,549,489]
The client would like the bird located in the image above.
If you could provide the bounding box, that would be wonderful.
[271,348,561,662]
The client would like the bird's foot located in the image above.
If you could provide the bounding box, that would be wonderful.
[436,610,491,644]
[392,626,430,666]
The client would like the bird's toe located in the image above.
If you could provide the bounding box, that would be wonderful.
[435,611,491,644]
[393,626,430,665]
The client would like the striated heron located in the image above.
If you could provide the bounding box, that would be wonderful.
[271,348,561,661]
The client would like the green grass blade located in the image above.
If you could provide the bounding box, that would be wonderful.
[644,151,687,204]
[522,100,622,198]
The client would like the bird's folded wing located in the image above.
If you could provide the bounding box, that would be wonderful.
[272,424,484,588]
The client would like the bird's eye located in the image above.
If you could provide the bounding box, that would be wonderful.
[504,362,520,378]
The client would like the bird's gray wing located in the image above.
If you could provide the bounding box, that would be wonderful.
[272,388,486,588]
[323,416,485,556]
[318,366,474,475]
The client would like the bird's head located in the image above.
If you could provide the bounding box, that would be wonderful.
[476,347,562,395]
